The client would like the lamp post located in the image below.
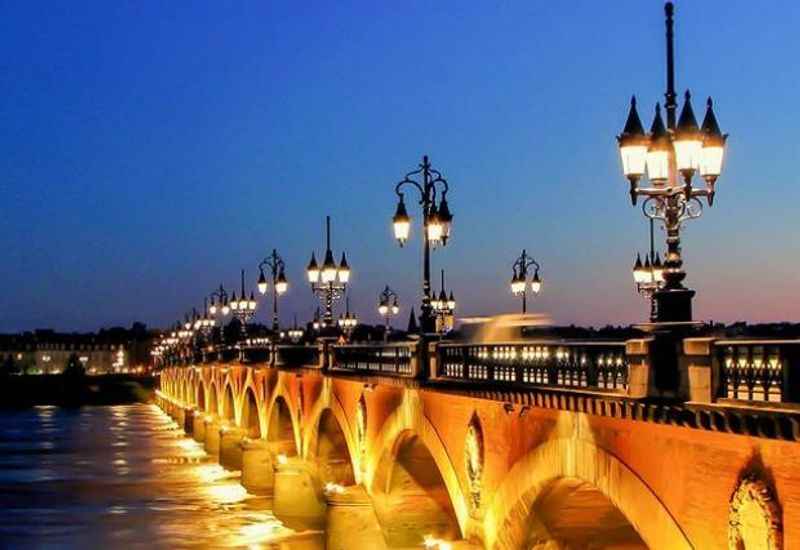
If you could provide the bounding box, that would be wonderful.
[208,284,230,318]
[391,155,453,334]
[287,315,304,343]
[229,269,257,335]
[510,249,542,314]
[633,218,666,322]
[431,269,456,334]
[377,286,400,340]
[307,216,351,328]
[617,2,727,323]
[257,249,289,331]
[312,308,322,332]
[194,298,216,336]
[337,293,358,339]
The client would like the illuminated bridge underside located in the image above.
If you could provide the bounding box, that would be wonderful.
[159,364,799,549]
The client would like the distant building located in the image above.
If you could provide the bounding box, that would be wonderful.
[0,326,156,375]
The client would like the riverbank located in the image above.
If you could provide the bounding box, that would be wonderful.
[0,374,157,407]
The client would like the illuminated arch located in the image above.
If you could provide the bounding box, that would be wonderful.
[485,438,691,550]
[265,387,299,455]
[366,392,470,539]
[222,383,236,423]
[304,391,358,485]
[207,382,219,415]
[241,386,262,439]
[183,379,193,406]
[195,381,206,412]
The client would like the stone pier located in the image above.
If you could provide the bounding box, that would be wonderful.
[219,425,245,471]
[192,413,206,443]
[273,456,326,526]
[203,417,220,458]
[324,485,386,550]
[240,438,274,495]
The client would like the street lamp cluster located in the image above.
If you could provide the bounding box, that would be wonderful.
[431,270,456,334]
[154,2,729,367]
[378,286,400,340]
[192,301,216,334]
[257,249,289,331]
[229,269,258,329]
[617,1,727,323]
[307,216,351,329]
[392,156,453,333]
[510,249,543,314]
[632,219,665,322]
[337,300,358,333]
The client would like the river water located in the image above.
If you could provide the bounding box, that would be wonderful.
[0,404,324,549]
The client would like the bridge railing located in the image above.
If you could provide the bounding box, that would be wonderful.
[714,340,800,404]
[275,344,322,369]
[330,342,418,377]
[240,345,272,365]
[434,341,629,392]
[219,346,238,363]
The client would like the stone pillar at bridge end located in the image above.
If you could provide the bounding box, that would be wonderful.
[682,337,715,403]
[627,335,717,402]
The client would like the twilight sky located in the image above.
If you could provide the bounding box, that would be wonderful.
[1,1,799,332]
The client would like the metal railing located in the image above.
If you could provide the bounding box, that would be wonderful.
[437,341,629,392]
[275,344,321,368]
[715,340,800,403]
[331,343,416,376]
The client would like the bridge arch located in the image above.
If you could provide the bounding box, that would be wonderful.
[240,386,262,439]
[485,437,691,550]
[183,379,193,406]
[267,394,298,455]
[306,398,357,485]
[207,382,219,415]
[366,393,470,545]
[222,383,236,424]
[195,382,206,412]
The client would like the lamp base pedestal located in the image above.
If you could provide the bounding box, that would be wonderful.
[654,287,695,324]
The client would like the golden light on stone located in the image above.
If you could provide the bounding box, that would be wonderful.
[729,475,783,550]
[324,481,346,496]
[356,394,367,461]
[465,413,484,512]
[423,535,453,550]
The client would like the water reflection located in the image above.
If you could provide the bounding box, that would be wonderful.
[0,404,323,549]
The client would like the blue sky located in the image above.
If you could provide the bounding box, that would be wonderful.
[1,1,799,332]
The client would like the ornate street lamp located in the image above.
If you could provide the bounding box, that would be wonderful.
[617,2,727,323]
[208,284,230,318]
[229,269,257,333]
[307,216,351,327]
[377,285,400,340]
[633,218,666,322]
[257,248,289,331]
[431,269,456,334]
[287,315,304,343]
[338,294,358,338]
[391,155,453,334]
[193,298,216,335]
[510,249,542,314]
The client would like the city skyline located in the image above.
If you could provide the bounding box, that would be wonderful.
[2,0,799,332]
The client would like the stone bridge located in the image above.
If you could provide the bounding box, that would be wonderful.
[156,338,800,549]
